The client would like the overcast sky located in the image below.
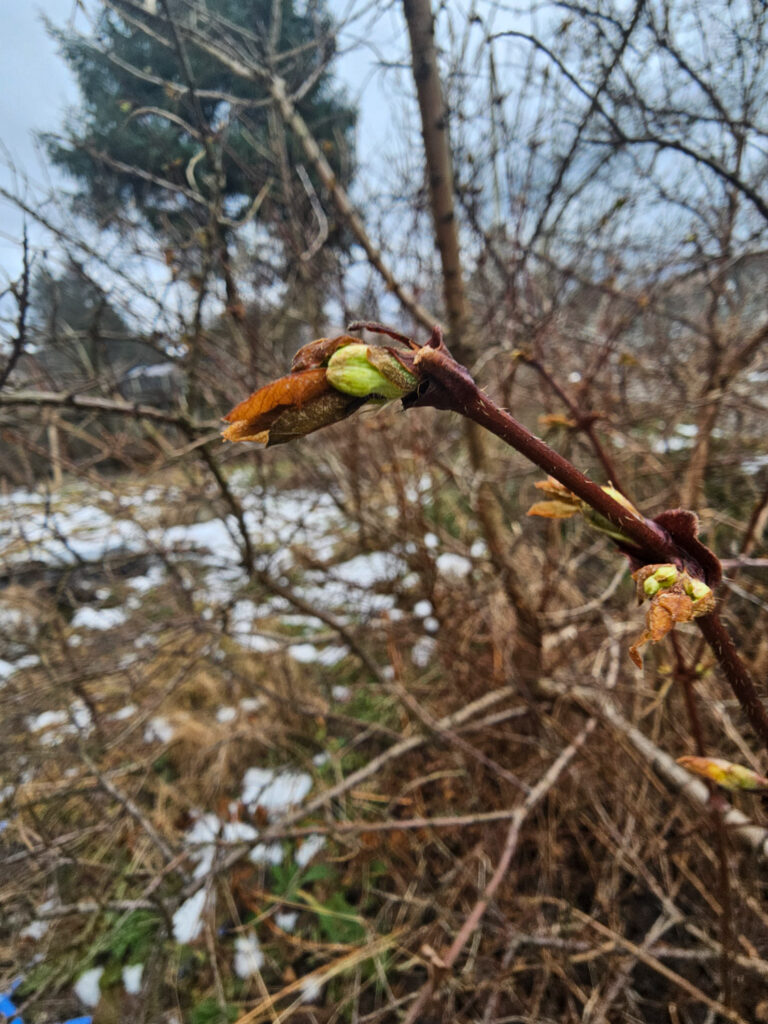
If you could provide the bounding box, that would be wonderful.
[0,0,409,290]
[0,1,81,280]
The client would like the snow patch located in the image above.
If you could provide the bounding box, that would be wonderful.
[20,918,51,941]
[435,553,472,577]
[27,710,68,732]
[300,976,324,1003]
[71,606,128,631]
[144,716,175,744]
[234,933,265,977]
[128,564,166,593]
[110,704,138,721]
[74,966,104,1007]
[412,636,437,668]
[275,911,298,932]
[248,842,284,866]
[172,889,207,944]
[242,767,313,816]
[295,834,326,868]
[122,963,144,994]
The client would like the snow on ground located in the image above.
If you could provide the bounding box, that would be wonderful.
[1,478,436,1012]
[233,933,265,978]
[71,605,128,630]
[143,716,175,744]
[122,964,143,995]
[74,967,104,1008]
[241,767,313,816]
[0,484,412,667]
[275,911,298,932]
[172,889,208,944]
[300,976,325,1003]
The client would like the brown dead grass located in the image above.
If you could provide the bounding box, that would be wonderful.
[1,423,767,1024]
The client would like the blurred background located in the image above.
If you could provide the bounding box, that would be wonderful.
[1,1,767,1021]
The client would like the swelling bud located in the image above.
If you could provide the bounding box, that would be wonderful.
[326,344,417,400]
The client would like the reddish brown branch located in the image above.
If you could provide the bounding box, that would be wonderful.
[406,329,768,753]
[517,351,628,495]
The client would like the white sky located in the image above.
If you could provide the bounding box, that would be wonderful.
[0,1,80,276]
[0,0,409,289]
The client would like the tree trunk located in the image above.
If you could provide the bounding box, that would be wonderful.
[402,0,543,688]
[403,0,469,361]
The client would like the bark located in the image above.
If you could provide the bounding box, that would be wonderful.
[402,0,469,360]
[402,0,543,687]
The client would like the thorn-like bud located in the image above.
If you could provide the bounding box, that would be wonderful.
[326,344,418,400]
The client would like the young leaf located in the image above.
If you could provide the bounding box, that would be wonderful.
[629,564,715,666]
[326,344,417,399]
[677,755,768,792]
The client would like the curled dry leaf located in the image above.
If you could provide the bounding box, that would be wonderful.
[677,755,768,792]
[527,499,583,519]
[221,368,331,444]
[255,390,366,447]
[527,477,581,519]
[629,564,715,667]
[538,413,577,429]
[290,334,360,372]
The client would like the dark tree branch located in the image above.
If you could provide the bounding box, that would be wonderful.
[0,229,31,391]
[406,328,768,753]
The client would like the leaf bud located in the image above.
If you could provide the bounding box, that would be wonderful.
[643,577,661,597]
[684,578,712,602]
[326,344,417,400]
[652,565,678,587]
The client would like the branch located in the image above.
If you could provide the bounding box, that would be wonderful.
[0,228,30,391]
[0,388,215,430]
[402,716,598,1023]
[409,331,768,752]
[268,76,437,332]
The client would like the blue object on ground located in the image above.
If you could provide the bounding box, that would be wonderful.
[0,982,92,1024]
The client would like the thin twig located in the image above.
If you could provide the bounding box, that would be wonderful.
[401,717,597,1023]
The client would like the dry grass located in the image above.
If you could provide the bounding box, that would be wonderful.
[1,411,767,1024]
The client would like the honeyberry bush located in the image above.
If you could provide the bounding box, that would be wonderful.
[4,313,766,1023]
[2,0,768,1021]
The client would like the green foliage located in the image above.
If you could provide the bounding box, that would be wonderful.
[271,857,333,899]
[190,997,239,1024]
[104,909,160,963]
[346,685,399,730]
[313,890,366,944]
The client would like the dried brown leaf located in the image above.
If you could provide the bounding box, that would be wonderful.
[260,390,366,447]
[290,335,359,372]
[221,368,330,443]
[527,500,581,519]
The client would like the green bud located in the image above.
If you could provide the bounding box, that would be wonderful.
[643,577,661,597]
[326,344,417,400]
[684,578,712,602]
[652,565,678,587]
